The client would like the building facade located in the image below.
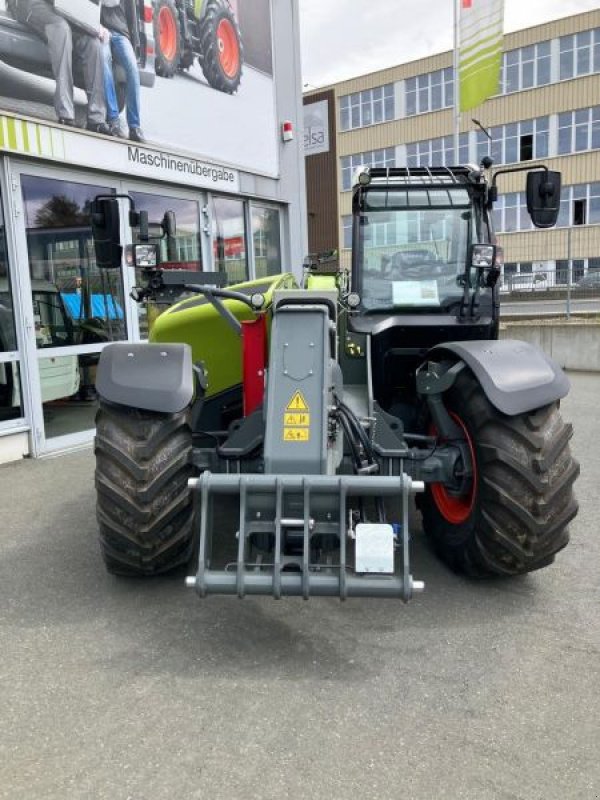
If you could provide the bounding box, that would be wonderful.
[0,0,307,464]
[304,9,600,288]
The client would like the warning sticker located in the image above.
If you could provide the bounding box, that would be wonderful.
[284,412,310,427]
[283,391,310,442]
[284,428,310,442]
[286,391,309,412]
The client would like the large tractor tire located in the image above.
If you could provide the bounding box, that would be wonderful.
[198,0,243,94]
[95,400,194,576]
[153,0,182,78]
[421,369,579,577]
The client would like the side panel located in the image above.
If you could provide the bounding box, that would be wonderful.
[96,343,194,414]
[428,339,570,416]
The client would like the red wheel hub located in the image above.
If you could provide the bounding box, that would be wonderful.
[217,18,240,78]
[158,7,178,62]
[431,413,477,525]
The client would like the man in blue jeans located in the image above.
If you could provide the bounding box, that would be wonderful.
[100,0,145,143]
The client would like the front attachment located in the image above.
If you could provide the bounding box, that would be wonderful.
[185,472,425,601]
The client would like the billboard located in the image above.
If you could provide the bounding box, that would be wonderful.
[0,0,278,177]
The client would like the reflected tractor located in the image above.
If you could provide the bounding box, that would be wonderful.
[153,0,243,93]
[91,162,579,601]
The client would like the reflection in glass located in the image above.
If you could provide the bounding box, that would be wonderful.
[38,353,99,439]
[0,361,23,422]
[0,191,18,354]
[21,175,126,349]
[129,192,202,338]
[252,207,281,279]
[212,197,248,285]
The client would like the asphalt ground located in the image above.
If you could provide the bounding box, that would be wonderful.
[0,372,599,800]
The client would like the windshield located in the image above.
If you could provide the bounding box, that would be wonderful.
[357,187,481,311]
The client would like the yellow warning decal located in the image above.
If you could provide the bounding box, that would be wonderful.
[284,412,310,427]
[283,428,310,442]
[286,391,309,412]
[283,391,310,441]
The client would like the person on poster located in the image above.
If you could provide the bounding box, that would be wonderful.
[8,0,110,133]
[99,0,145,143]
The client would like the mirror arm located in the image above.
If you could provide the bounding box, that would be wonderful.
[491,163,547,192]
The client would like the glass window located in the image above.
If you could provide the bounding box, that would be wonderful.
[405,77,417,117]
[407,69,454,116]
[212,197,248,285]
[560,34,574,80]
[0,199,17,355]
[504,193,518,232]
[357,198,477,310]
[342,215,352,249]
[0,196,23,424]
[339,96,350,131]
[129,191,203,337]
[444,67,454,108]
[339,84,394,130]
[21,175,126,349]
[130,191,202,270]
[0,361,23,423]
[558,112,572,154]
[251,206,281,279]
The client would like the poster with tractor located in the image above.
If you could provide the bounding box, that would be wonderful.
[153,0,244,94]
[0,0,278,175]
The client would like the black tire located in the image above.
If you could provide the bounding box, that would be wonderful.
[95,400,194,576]
[198,0,243,94]
[421,369,579,577]
[153,0,182,78]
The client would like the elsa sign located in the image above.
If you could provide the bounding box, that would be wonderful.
[304,99,329,156]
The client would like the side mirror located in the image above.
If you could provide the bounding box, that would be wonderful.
[91,197,122,269]
[134,243,160,268]
[527,170,561,229]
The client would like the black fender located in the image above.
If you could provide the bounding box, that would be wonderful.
[96,343,194,414]
[425,339,570,416]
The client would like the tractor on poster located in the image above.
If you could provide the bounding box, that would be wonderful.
[153,0,243,93]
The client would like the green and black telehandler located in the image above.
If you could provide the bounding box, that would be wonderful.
[91,161,579,601]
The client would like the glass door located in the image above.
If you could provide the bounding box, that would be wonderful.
[123,183,207,339]
[12,164,129,455]
[0,180,25,434]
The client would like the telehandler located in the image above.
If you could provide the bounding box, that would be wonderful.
[91,162,579,600]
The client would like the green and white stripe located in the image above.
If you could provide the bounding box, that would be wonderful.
[0,115,65,159]
[459,0,504,112]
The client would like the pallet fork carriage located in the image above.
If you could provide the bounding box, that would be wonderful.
[91,163,579,601]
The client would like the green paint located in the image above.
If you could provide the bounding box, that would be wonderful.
[150,273,299,398]
[194,0,205,17]
[21,121,30,154]
[6,117,17,150]
[0,118,4,149]
[306,274,337,292]
[36,124,42,156]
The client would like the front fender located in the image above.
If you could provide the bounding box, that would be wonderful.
[96,343,194,414]
[426,339,570,416]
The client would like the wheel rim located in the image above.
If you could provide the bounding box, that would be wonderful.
[431,412,477,525]
[159,7,178,63]
[216,19,240,78]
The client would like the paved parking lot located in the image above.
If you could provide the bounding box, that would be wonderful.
[0,372,599,800]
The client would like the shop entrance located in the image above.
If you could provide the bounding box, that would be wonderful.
[5,160,285,457]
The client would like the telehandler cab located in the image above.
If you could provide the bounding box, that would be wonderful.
[91,162,578,600]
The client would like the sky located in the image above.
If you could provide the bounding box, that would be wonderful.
[298,0,600,87]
